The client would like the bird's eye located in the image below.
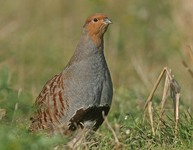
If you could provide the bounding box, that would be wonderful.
[93,18,98,22]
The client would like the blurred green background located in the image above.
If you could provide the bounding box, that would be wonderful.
[1,0,193,149]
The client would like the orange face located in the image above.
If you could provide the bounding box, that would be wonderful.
[84,13,112,48]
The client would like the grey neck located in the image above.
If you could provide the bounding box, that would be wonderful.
[67,32,104,66]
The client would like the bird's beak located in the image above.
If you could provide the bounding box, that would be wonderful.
[103,18,112,25]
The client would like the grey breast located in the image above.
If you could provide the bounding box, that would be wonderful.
[63,52,112,123]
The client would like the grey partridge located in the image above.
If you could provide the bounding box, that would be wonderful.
[30,13,113,135]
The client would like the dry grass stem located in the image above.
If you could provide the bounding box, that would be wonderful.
[67,128,90,149]
[143,67,166,134]
[0,109,6,120]
[102,111,121,150]
[182,61,193,78]
[11,103,18,123]
[143,67,180,135]
[170,79,180,133]
[182,46,193,78]
[187,45,193,65]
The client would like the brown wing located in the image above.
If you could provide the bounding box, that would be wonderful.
[29,73,69,133]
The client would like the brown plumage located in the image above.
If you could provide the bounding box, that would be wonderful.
[30,13,113,135]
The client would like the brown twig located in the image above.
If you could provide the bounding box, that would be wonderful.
[170,78,180,134]
[143,67,180,135]
[182,45,193,78]
[143,67,167,134]
[156,70,170,132]
[182,61,193,78]
[102,111,120,150]
[187,45,193,65]
[0,109,6,120]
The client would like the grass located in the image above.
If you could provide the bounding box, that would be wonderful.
[1,0,193,149]
[1,66,193,149]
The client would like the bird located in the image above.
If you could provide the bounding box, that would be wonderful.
[29,13,113,136]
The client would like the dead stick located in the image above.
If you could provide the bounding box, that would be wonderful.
[148,101,155,134]
[174,93,180,134]
[102,111,120,150]
[156,71,170,132]
[143,68,167,122]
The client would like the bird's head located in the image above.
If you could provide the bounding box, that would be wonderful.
[83,13,112,48]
